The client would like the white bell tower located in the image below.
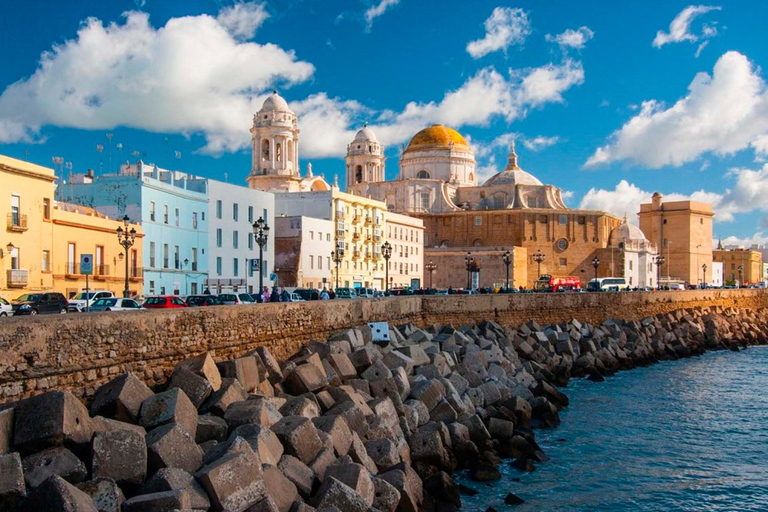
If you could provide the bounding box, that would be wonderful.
[250,91,299,178]
[345,124,385,187]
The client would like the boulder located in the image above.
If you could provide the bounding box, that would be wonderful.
[348,432,378,475]
[229,424,284,466]
[195,446,267,512]
[326,353,358,380]
[255,347,284,384]
[272,416,323,465]
[278,454,316,499]
[313,414,353,457]
[218,356,260,393]
[23,446,88,488]
[325,462,375,506]
[92,428,147,489]
[365,438,401,471]
[139,388,198,440]
[0,408,14,455]
[139,467,210,510]
[423,471,461,510]
[0,452,25,510]
[90,373,154,424]
[201,378,249,416]
[280,397,321,420]
[24,475,98,512]
[13,390,93,453]
[145,423,203,475]
[196,414,229,444]
[76,477,125,512]
[167,367,213,408]
[311,476,369,512]
[371,476,401,512]
[308,446,337,481]
[176,352,222,391]
[285,364,328,395]
[377,463,423,512]
[122,489,191,512]
[225,399,283,429]
[262,464,299,512]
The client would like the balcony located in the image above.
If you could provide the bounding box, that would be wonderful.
[335,210,346,220]
[366,234,372,242]
[130,267,143,281]
[7,213,28,232]
[352,250,361,259]
[353,214,362,224]
[365,216,373,226]
[7,269,28,287]
[352,231,361,241]
[93,265,111,279]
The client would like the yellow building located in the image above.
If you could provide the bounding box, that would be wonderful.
[713,248,762,285]
[0,155,56,300]
[385,212,425,289]
[51,203,143,298]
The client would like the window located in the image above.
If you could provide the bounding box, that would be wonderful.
[248,233,253,250]
[233,230,239,249]
[216,257,222,276]
[233,258,239,276]
[233,203,239,221]
[629,260,634,270]
[175,208,180,227]
[327,233,331,242]
[216,200,222,219]
[192,212,198,229]
[174,246,180,269]
[663,219,667,224]
[43,198,51,220]
[150,242,156,267]
[310,256,314,269]
[559,258,567,266]
[10,247,19,270]
[163,205,169,224]
[216,229,223,248]
[202,212,205,221]
[420,193,430,210]
[42,250,50,271]
[67,242,76,274]
[559,215,567,225]
[417,170,430,179]
[248,206,254,223]
[327,257,331,269]
[310,231,314,240]
[163,244,169,268]
[318,256,323,270]
[191,248,198,271]
[150,201,155,221]
[474,216,482,226]
[96,246,104,274]
[578,216,586,225]
[149,281,155,295]
[261,259,268,278]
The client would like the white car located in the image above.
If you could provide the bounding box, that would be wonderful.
[0,297,13,317]
[290,293,305,302]
[68,290,115,312]
[89,297,143,312]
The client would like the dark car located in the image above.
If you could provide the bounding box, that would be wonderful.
[186,295,223,307]
[292,288,317,301]
[11,292,69,315]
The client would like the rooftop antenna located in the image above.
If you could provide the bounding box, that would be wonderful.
[96,144,104,174]
[106,133,113,173]
[65,161,73,197]
[23,150,29,162]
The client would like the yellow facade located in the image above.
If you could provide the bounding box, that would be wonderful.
[0,155,56,300]
[713,249,763,285]
[332,189,387,289]
[51,204,143,298]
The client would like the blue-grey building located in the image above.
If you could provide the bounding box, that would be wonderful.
[56,162,209,296]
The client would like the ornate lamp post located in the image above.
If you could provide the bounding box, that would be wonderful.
[425,260,437,289]
[533,250,545,280]
[738,264,743,287]
[502,250,512,290]
[654,255,665,289]
[382,242,392,292]
[331,246,344,290]
[702,263,707,289]
[592,256,600,286]
[464,252,474,289]
[116,215,137,298]
[252,217,270,293]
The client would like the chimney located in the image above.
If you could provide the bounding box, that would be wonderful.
[86,169,94,179]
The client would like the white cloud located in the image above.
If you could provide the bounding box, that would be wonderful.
[586,51,768,168]
[518,59,584,106]
[545,26,594,50]
[364,0,400,31]
[0,9,314,154]
[466,7,531,59]
[653,5,721,48]
[522,135,559,151]
[694,40,709,58]
[289,93,368,159]
[216,1,269,40]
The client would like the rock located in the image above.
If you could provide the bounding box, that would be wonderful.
[278,455,316,499]
[280,397,320,420]
[195,445,267,512]
[201,378,249,416]
[218,356,260,393]
[423,471,461,510]
[408,428,451,470]
[139,467,210,510]
[0,452,25,510]
[122,488,191,512]
[225,399,283,429]
[92,428,147,489]
[348,432,378,475]
[139,388,198,440]
[262,464,299,512]
[378,463,424,512]
[255,347,284,384]
[23,446,88,488]
[272,416,323,465]
[361,360,393,382]
[248,496,281,512]
[285,364,328,395]
[311,476,369,512]
[177,352,222,391]
[325,462,375,506]
[90,373,154,424]
[308,446,337,482]
[313,415,353,457]
[365,438,401,471]
[13,390,93,453]
[457,483,478,496]
[468,461,501,481]
[202,436,253,465]
[24,475,98,512]
[510,457,536,472]
[0,408,14,455]
[76,477,125,512]
[382,351,415,374]
[90,416,147,437]
[587,371,605,382]
[168,367,213,408]
[145,423,203,475]
[196,414,229,444]
[488,418,515,440]
[371,476,401,512]
[229,424,284,466]
[327,353,358,380]
[504,492,525,505]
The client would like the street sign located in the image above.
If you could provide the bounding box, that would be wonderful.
[80,254,93,276]
[269,273,277,281]
[251,259,260,271]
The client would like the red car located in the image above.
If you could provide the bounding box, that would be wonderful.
[142,296,187,309]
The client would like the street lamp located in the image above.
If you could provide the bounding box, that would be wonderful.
[738,265,743,287]
[382,242,392,292]
[182,258,189,295]
[331,246,344,291]
[592,257,600,285]
[702,263,707,289]
[533,250,545,280]
[116,215,137,298]
[425,260,437,289]
[654,255,665,289]
[464,252,474,289]
[252,217,270,293]
[502,250,512,290]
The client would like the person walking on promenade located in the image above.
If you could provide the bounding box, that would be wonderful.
[269,286,280,302]
[261,286,270,303]
[320,288,330,300]
[280,287,290,302]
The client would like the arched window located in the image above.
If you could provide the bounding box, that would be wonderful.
[261,140,270,160]
[275,142,282,162]
[469,172,475,182]
[287,140,293,162]
[473,239,483,247]
[417,170,430,179]
[355,165,363,183]
[439,240,450,247]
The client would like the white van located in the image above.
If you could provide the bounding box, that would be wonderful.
[587,277,628,291]
[358,288,376,298]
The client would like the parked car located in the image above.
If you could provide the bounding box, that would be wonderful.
[239,293,257,304]
[0,297,13,317]
[142,296,187,309]
[289,293,305,302]
[218,293,243,305]
[68,290,115,312]
[11,292,69,315]
[358,287,376,298]
[292,288,316,301]
[186,295,223,307]
[335,287,359,299]
[89,298,143,312]
[387,288,413,296]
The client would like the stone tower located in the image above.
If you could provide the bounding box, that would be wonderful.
[249,91,299,179]
[346,125,385,188]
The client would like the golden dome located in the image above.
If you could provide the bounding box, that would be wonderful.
[404,124,471,153]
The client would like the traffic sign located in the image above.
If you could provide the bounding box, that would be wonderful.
[80,254,93,276]
[269,273,277,281]
[251,259,260,271]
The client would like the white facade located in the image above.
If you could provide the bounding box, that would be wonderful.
[207,180,275,294]
[609,217,659,288]
[346,126,385,187]
[711,261,723,287]
[274,216,334,290]
[386,212,425,289]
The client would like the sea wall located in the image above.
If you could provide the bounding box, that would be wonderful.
[0,289,766,402]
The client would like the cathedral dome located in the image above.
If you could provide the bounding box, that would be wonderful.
[610,216,648,245]
[404,124,471,153]
[261,91,292,112]
[482,141,543,186]
[354,125,378,143]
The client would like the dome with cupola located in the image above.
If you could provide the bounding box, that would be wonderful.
[404,124,471,153]
[261,90,292,112]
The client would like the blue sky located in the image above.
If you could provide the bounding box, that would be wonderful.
[2,1,768,244]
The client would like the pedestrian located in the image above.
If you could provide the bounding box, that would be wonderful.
[311,289,320,300]
[269,286,280,302]
[447,286,454,295]
[261,286,270,303]
[320,287,330,300]
[329,288,336,299]
[280,287,290,302]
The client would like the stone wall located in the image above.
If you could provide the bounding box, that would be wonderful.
[1,289,766,403]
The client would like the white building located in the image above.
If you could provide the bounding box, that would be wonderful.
[207,180,275,294]
[608,217,659,288]
[386,212,425,289]
[711,261,723,287]
[274,216,334,290]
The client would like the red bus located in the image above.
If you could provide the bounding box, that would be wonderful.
[534,275,581,292]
